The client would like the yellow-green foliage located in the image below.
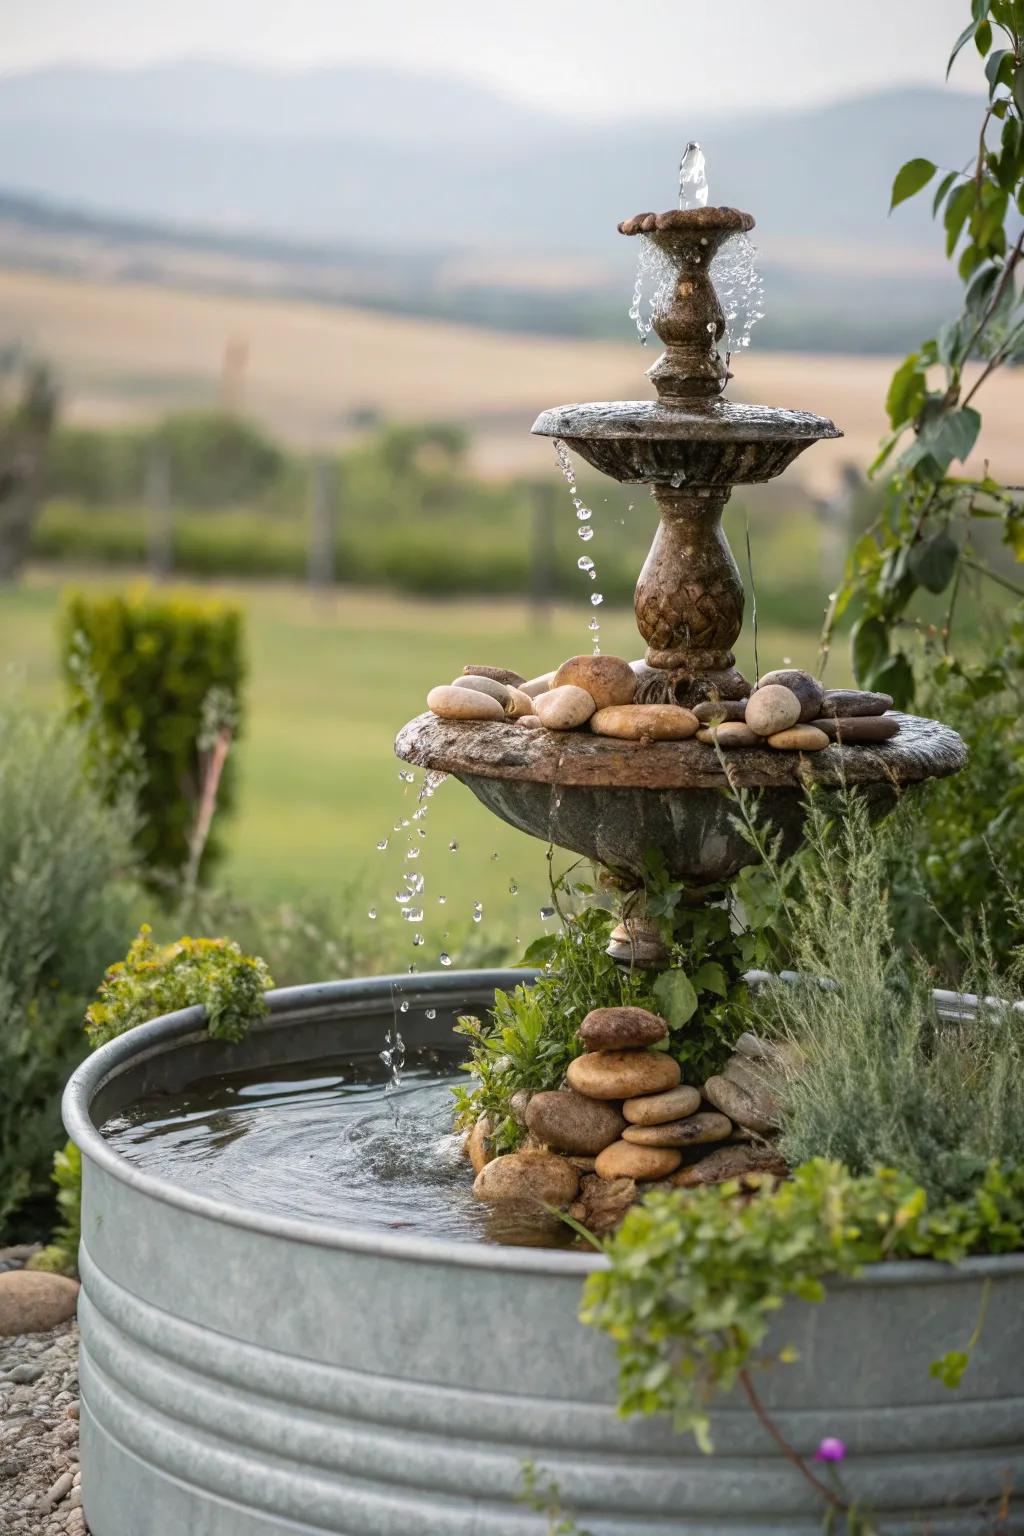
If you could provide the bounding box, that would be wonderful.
[61,587,245,885]
[85,925,273,1047]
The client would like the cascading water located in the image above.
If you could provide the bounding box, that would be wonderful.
[553,438,603,653]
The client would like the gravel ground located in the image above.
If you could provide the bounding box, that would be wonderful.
[0,1319,87,1535]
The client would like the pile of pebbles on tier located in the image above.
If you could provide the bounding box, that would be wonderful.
[0,1257,86,1536]
[466,1007,790,1238]
[427,659,899,750]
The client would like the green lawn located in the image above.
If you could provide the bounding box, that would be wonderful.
[0,569,851,968]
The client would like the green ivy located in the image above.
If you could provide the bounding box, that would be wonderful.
[85,924,273,1048]
[581,1157,1024,1453]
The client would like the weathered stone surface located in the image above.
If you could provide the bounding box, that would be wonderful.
[0,1272,79,1337]
[767,725,829,752]
[463,665,526,687]
[451,675,512,704]
[473,1150,579,1206]
[756,669,824,723]
[595,1141,683,1180]
[426,686,504,722]
[622,1111,732,1147]
[813,714,900,743]
[697,722,760,747]
[821,689,894,718]
[704,1072,779,1134]
[622,1084,701,1124]
[579,1006,668,1051]
[553,654,637,709]
[576,1174,639,1237]
[672,1143,788,1188]
[745,684,802,737]
[534,685,596,730]
[567,1049,681,1100]
[466,1116,494,1175]
[693,698,748,723]
[525,1090,626,1155]
[591,704,699,740]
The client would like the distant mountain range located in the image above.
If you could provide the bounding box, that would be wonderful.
[0,62,983,349]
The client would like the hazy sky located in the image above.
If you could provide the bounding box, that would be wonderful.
[4,0,978,119]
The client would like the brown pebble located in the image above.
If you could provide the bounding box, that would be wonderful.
[592,704,699,740]
[697,722,760,747]
[517,713,545,729]
[553,654,637,709]
[580,1005,668,1051]
[672,1143,788,1188]
[755,668,824,723]
[693,698,748,723]
[622,1111,733,1147]
[567,1049,681,1100]
[525,1089,626,1155]
[473,1150,579,1206]
[766,725,830,751]
[595,1141,682,1180]
[466,1116,494,1175]
[463,665,526,687]
[821,688,894,718]
[622,1084,701,1124]
[812,714,899,743]
[427,685,504,722]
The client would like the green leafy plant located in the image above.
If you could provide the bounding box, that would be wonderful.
[0,696,141,1242]
[85,924,273,1048]
[62,587,245,889]
[582,1157,1024,1452]
[27,1142,82,1277]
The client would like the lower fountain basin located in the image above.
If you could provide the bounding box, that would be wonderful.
[395,711,967,882]
[64,972,1023,1536]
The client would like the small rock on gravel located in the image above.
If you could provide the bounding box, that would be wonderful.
[0,1272,79,1338]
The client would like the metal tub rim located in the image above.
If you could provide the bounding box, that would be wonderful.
[62,967,1024,1288]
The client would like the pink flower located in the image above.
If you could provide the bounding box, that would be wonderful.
[814,1436,847,1464]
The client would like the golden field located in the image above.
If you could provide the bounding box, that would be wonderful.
[3,265,1023,494]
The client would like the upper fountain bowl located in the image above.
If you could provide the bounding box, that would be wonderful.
[531,399,841,486]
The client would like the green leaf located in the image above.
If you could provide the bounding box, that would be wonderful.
[933,406,983,466]
[945,181,976,255]
[885,353,926,427]
[871,652,915,709]
[975,17,993,53]
[931,169,959,217]
[948,18,980,75]
[908,531,960,593]
[890,158,937,212]
[930,1349,970,1389]
[851,615,889,683]
[692,961,728,998]
[1015,64,1024,117]
[651,969,699,1028]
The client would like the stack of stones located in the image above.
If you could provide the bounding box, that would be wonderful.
[469,1007,788,1237]
[426,658,900,753]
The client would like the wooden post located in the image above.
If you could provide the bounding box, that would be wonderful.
[145,443,173,580]
[307,455,336,590]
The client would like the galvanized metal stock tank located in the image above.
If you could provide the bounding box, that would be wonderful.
[63,972,1024,1535]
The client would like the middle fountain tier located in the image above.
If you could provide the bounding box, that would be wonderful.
[396,202,965,898]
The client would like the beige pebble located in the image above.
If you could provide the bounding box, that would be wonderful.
[693,698,748,723]
[622,1111,733,1147]
[503,687,535,719]
[518,713,545,728]
[473,1150,579,1206]
[697,722,760,747]
[567,1048,681,1100]
[622,1084,701,1125]
[450,674,511,704]
[553,654,637,708]
[525,1089,626,1155]
[812,714,899,743]
[745,684,802,736]
[595,1141,682,1181]
[535,684,596,730]
[466,1116,494,1175]
[520,671,556,699]
[766,725,830,751]
[591,704,699,740]
[427,685,504,721]
[755,668,824,723]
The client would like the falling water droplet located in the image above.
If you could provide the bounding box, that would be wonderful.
[578,525,594,542]
[406,846,420,860]
[578,556,595,573]
[376,838,388,851]
[399,770,415,783]
[425,1008,437,1020]
[439,951,452,967]
[472,902,483,923]
[449,840,459,852]
[588,618,600,633]
[437,895,447,905]
[402,908,424,923]
[412,932,424,947]
[395,890,412,905]
[591,593,604,607]
[399,1001,410,1014]
[368,907,377,920]
[539,905,556,921]
[508,880,519,895]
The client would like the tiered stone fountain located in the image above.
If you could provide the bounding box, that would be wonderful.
[66,198,1007,1536]
[396,201,966,942]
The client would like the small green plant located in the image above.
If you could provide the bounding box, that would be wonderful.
[61,587,245,889]
[519,1462,594,1536]
[582,1157,1024,1453]
[85,924,273,1048]
[27,1142,82,1277]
